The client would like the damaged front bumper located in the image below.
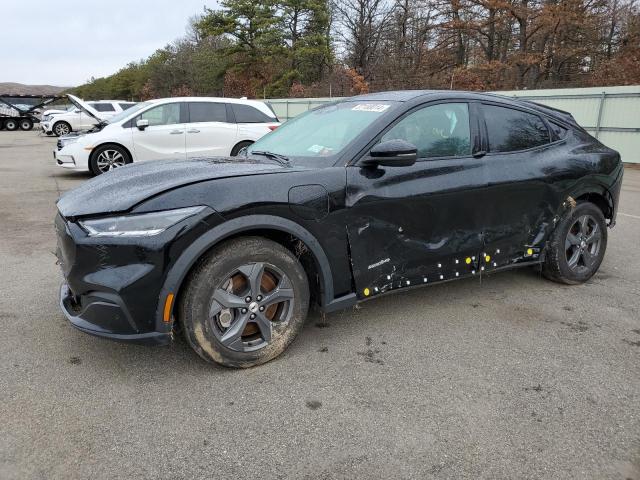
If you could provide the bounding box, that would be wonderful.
[59,283,171,345]
[54,208,216,347]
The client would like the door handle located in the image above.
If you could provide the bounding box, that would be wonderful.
[169,130,183,135]
[187,129,200,133]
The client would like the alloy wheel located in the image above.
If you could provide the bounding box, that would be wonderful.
[96,149,126,172]
[208,262,294,352]
[565,214,602,273]
[54,123,70,136]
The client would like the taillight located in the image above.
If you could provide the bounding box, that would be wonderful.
[268,125,278,131]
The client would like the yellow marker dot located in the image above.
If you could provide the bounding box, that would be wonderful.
[485,255,491,262]
[526,248,533,256]
[465,257,472,265]
[363,288,370,297]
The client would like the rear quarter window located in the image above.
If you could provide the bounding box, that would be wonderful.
[483,104,550,153]
[231,104,274,123]
[550,122,569,139]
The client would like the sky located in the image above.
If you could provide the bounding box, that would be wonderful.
[1,1,218,87]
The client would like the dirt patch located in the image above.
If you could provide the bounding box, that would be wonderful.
[357,336,385,364]
[560,320,589,332]
[305,400,322,410]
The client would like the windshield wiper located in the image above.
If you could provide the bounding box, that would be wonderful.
[250,150,291,167]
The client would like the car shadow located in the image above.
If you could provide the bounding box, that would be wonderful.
[52,171,92,180]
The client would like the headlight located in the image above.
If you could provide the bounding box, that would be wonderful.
[60,137,79,147]
[79,206,205,237]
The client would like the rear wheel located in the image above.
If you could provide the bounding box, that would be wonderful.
[4,119,18,131]
[180,237,309,368]
[230,140,253,156]
[19,118,33,131]
[89,144,131,176]
[543,201,607,284]
[53,121,71,136]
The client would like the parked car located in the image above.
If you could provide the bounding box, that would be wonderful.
[42,96,136,136]
[55,90,623,368]
[42,106,72,119]
[54,95,279,175]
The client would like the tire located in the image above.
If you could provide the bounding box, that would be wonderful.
[543,201,607,284]
[180,237,310,368]
[4,119,18,131]
[89,144,131,176]
[230,140,253,156]
[53,121,71,137]
[19,118,33,131]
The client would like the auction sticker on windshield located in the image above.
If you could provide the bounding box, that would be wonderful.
[352,104,391,112]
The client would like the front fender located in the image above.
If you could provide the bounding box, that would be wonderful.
[154,214,351,331]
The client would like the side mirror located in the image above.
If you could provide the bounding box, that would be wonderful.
[361,139,417,167]
[136,119,149,131]
[74,109,81,113]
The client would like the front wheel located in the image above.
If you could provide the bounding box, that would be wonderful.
[179,237,310,368]
[89,144,131,176]
[543,201,607,284]
[53,121,71,136]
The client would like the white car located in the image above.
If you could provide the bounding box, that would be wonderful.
[54,96,280,175]
[42,96,136,136]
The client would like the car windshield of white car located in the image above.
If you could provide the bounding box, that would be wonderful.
[106,101,151,124]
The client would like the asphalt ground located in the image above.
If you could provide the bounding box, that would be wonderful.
[0,130,638,480]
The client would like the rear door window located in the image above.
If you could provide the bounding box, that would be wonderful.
[188,102,227,123]
[231,104,274,123]
[483,105,550,152]
[93,103,116,112]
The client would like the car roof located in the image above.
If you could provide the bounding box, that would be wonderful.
[88,100,132,103]
[146,96,277,118]
[347,90,577,125]
[151,96,265,105]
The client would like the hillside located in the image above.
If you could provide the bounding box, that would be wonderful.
[0,82,69,95]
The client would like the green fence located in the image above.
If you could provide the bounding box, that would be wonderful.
[267,85,640,164]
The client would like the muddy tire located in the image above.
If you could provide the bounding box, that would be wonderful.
[179,237,309,368]
[543,201,607,284]
[230,140,253,156]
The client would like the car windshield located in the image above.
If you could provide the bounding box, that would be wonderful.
[105,101,148,124]
[247,101,397,163]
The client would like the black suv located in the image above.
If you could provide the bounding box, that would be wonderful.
[55,91,623,367]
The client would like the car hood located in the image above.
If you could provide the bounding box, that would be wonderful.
[57,157,303,217]
[66,94,104,121]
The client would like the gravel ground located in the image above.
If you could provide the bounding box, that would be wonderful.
[0,131,638,480]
